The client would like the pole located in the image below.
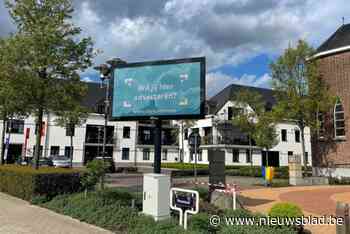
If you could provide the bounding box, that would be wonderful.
[194,134,198,183]
[153,119,162,173]
[102,77,110,160]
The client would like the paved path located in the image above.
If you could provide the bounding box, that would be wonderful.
[279,186,350,215]
[0,192,112,234]
[240,185,350,234]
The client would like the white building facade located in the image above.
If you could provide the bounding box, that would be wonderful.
[0,83,312,168]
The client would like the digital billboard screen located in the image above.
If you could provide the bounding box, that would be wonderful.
[111,57,205,120]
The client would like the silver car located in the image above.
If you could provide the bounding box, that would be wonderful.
[51,155,72,168]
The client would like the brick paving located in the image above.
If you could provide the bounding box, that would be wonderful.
[240,185,350,234]
[279,187,350,215]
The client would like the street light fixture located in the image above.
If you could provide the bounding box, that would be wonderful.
[93,58,126,161]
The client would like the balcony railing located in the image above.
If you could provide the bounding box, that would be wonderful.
[137,137,178,146]
[201,135,252,146]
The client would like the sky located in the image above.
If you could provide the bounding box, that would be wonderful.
[1,0,349,97]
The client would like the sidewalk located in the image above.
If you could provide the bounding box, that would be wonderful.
[0,192,112,234]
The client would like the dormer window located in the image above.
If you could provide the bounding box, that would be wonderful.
[334,99,345,138]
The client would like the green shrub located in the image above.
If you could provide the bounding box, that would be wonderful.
[171,169,209,177]
[162,163,209,170]
[30,195,50,205]
[329,177,350,185]
[269,202,303,218]
[0,165,82,201]
[82,159,110,191]
[43,189,196,233]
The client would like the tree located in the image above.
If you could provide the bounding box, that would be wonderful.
[0,37,30,164]
[173,120,195,163]
[231,89,265,168]
[54,103,89,165]
[6,0,94,169]
[270,40,334,168]
[231,89,278,169]
[253,112,279,167]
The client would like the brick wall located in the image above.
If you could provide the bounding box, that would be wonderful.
[312,50,350,168]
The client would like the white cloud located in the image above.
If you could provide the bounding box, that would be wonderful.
[81,76,94,82]
[206,72,272,97]
[2,0,350,88]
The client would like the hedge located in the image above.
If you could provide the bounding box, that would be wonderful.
[164,163,291,179]
[0,165,83,201]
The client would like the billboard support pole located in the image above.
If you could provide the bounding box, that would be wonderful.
[154,119,162,173]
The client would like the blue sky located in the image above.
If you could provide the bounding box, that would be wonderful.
[1,0,349,97]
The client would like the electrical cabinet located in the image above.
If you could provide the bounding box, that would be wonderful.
[142,173,170,221]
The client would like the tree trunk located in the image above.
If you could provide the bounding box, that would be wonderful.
[70,134,73,167]
[0,116,7,165]
[300,125,307,171]
[34,107,44,170]
[249,136,253,176]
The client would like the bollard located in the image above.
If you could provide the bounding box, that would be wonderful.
[336,202,350,234]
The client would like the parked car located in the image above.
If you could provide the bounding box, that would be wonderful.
[51,155,72,168]
[29,157,54,167]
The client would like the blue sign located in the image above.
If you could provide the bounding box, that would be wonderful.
[111,57,205,120]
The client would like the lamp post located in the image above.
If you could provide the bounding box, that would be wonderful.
[94,58,126,161]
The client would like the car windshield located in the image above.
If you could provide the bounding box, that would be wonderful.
[52,156,69,161]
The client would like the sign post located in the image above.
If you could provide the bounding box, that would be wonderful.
[170,187,199,230]
[153,118,162,173]
[110,57,206,221]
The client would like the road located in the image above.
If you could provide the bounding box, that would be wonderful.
[0,192,112,234]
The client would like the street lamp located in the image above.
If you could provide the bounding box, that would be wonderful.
[93,58,126,161]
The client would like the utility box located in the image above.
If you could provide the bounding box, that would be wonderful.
[142,173,170,221]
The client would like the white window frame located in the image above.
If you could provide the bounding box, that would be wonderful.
[334,99,345,139]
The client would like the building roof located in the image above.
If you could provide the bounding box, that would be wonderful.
[207,84,276,114]
[81,82,105,112]
[316,24,350,56]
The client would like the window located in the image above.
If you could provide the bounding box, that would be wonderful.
[64,146,73,158]
[232,149,239,162]
[162,149,168,161]
[228,107,233,120]
[66,124,75,137]
[288,151,293,156]
[33,145,43,157]
[122,148,129,160]
[198,150,202,161]
[50,146,60,156]
[6,119,24,134]
[295,130,300,143]
[184,129,189,140]
[334,99,345,138]
[97,104,105,114]
[144,129,151,141]
[246,149,252,163]
[305,152,309,164]
[143,148,150,160]
[281,129,287,142]
[123,126,130,138]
